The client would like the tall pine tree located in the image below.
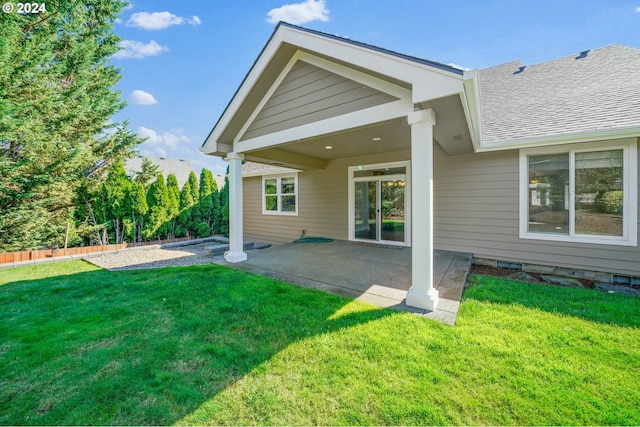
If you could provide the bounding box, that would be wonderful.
[0,1,143,251]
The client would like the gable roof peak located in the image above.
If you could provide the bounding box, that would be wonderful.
[274,21,464,75]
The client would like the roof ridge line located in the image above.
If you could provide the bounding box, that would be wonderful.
[276,21,464,75]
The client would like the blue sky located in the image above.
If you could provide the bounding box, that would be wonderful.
[110,0,640,175]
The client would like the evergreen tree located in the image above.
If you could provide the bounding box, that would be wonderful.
[219,166,230,236]
[127,182,148,244]
[143,174,170,240]
[198,168,216,231]
[101,160,131,243]
[211,177,221,235]
[134,158,160,189]
[165,174,180,238]
[177,181,194,238]
[187,171,200,232]
[0,0,142,251]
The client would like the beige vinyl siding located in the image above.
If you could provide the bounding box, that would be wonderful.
[243,150,410,245]
[241,61,397,141]
[433,140,640,276]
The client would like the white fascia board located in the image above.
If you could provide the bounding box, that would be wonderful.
[477,126,640,152]
[459,91,478,151]
[242,167,301,178]
[202,31,286,153]
[461,69,482,151]
[282,26,463,104]
[235,98,413,153]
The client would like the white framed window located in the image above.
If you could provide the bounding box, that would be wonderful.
[262,173,298,215]
[519,139,637,246]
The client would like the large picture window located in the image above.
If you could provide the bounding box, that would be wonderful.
[520,140,637,246]
[262,174,298,215]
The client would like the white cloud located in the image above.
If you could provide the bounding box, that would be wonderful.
[266,0,329,25]
[636,6,640,12]
[137,127,191,149]
[130,90,158,105]
[140,147,168,158]
[113,40,169,59]
[126,11,202,30]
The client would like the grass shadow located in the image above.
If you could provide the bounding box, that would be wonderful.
[0,261,397,425]
[465,274,640,328]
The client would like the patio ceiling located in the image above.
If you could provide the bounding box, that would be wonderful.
[243,93,473,170]
[243,119,409,167]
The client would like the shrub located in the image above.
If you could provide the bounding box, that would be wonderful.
[175,225,188,238]
[596,190,623,214]
[197,222,211,238]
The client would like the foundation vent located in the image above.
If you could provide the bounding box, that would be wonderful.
[612,275,640,286]
[497,261,523,270]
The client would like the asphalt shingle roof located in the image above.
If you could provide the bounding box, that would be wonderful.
[242,161,297,176]
[478,44,640,144]
[125,156,194,188]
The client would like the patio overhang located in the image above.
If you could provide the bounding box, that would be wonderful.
[202,22,477,163]
[202,22,480,312]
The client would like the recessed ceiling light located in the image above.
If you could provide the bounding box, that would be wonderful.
[324,145,333,149]
[372,137,382,141]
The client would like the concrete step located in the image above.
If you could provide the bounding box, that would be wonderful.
[252,242,272,250]
[161,236,227,249]
[206,241,255,255]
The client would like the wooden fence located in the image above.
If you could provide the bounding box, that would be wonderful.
[0,237,192,265]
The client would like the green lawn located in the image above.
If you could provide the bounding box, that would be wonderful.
[1,261,639,425]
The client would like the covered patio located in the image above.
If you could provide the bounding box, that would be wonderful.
[216,240,472,325]
[202,23,478,313]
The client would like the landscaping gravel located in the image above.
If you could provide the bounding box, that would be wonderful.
[87,242,219,271]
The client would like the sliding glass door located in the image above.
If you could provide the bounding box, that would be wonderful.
[350,162,409,246]
[354,181,378,240]
[380,179,405,242]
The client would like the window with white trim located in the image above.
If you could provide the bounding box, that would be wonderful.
[262,173,298,215]
[519,140,637,246]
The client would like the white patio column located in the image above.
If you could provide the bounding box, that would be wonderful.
[406,109,439,311]
[225,152,247,263]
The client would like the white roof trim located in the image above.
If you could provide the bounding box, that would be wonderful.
[202,23,465,154]
[242,167,300,178]
[476,126,640,152]
[202,31,285,153]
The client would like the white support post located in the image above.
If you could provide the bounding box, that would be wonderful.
[225,152,247,263]
[406,109,439,311]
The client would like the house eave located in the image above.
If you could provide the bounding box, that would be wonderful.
[201,22,466,155]
[475,126,640,152]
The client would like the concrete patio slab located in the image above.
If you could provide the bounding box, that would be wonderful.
[215,240,472,325]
